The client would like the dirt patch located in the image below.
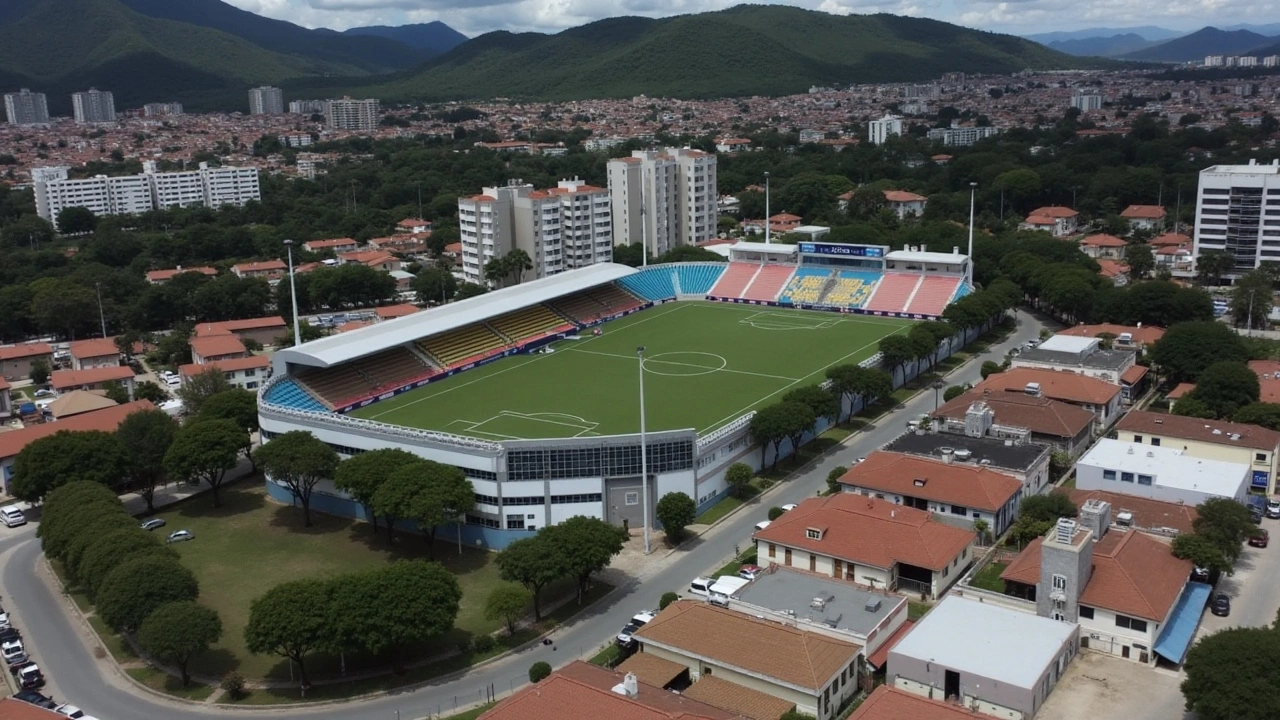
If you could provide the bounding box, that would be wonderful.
[1038,651,1188,720]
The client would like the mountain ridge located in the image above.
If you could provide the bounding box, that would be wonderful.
[342,22,468,54]
[1123,27,1277,61]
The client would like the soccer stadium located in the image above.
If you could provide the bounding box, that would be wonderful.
[259,241,972,547]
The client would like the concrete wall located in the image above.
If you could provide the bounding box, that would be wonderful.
[1117,430,1278,495]
[1079,607,1159,665]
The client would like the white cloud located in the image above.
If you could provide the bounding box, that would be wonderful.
[221,0,1262,37]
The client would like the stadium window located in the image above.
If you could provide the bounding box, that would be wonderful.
[474,493,499,506]
[466,514,500,529]
[503,496,545,506]
[506,514,525,530]
[551,494,602,504]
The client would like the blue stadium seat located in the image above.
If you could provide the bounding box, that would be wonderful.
[618,268,676,301]
[674,263,726,295]
[264,378,328,412]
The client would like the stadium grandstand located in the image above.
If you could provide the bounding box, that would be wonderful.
[259,242,972,548]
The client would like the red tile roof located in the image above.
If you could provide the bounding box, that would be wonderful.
[1249,360,1280,403]
[0,697,64,719]
[1081,233,1127,248]
[1002,528,1191,621]
[934,389,1094,439]
[1167,382,1195,400]
[375,304,420,320]
[68,337,119,360]
[479,662,731,720]
[681,675,796,720]
[194,316,286,337]
[754,494,974,572]
[1120,365,1148,384]
[51,365,135,390]
[190,334,247,360]
[0,400,154,460]
[849,685,980,720]
[1121,205,1166,220]
[838,452,1021,512]
[1149,232,1191,248]
[1116,410,1280,451]
[0,343,53,361]
[1067,489,1198,535]
[977,368,1120,406]
[1096,259,1129,278]
[1055,324,1166,346]
[883,190,927,203]
[634,601,861,691]
[302,237,358,250]
[232,259,287,274]
[1029,206,1078,219]
[865,620,914,670]
[179,355,269,377]
[145,266,217,282]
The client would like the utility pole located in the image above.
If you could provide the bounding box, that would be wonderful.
[637,345,650,555]
[967,182,977,287]
[284,239,302,346]
[764,171,771,244]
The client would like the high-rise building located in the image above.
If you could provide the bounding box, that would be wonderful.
[71,88,116,124]
[4,89,49,125]
[607,147,717,257]
[288,100,327,115]
[33,163,261,223]
[142,102,184,117]
[1069,91,1103,113]
[457,177,612,285]
[325,98,380,131]
[926,125,1002,147]
[248,86,284,115]
[1193,159,1280,277]
[867,114,903,145]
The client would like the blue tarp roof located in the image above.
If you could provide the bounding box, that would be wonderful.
[1153,581,1213,664]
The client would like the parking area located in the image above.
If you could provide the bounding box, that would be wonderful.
[1038,651,1189,720]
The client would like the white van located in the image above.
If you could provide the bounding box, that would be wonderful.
[707,576,750,606]
[689,576,714,597]
[0,507,26,528]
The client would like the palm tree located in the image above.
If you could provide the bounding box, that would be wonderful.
[483,256,509,288]
[505,249,533,285]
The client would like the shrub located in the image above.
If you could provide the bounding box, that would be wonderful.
[472,634,497,653]
[220,671,246,699]
[825,466,847,495]
[529,661,552,683]
[757,479,775,490]
[943,384,969,402]
[768,506,786,521]
[659,591,679,610]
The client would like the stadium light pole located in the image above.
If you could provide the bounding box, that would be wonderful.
[966,182,977,287]
[637,345,651,555]
[284,239,302,347]
[764,171,771,244]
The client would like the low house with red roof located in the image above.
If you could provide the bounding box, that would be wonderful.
[1055,323,1165,352]
[302,237,360,255]
[179,355,271,391]
[881,190,927,219]
[1020,206,1080,238]
[0,342,53,381]
[145,266,217,285]
[768,213,802,234]
[633,600,861,719]
[714,137,753,153]
[849,685,981,720]
[1067,488,1198,536]
[338,249,402,273]
[194,316,287,347]
[190,334,248,364]
[1000,501,1202,666]
[1250,359,1280,404]
[68,337,121,370]
[1080,233,1127,259]
[838,451,1023,536]
[1120,205,1166,232]
[478,661,736,720]
[975,367,1122,431]
[51,365,135,395]
[752,494,975,599]
[1115,409,1280,495]
[231,259,287,281]
[0,400,154,494]
[374,304,419,321]
[932,391,1095,457]
[396,218,431,234]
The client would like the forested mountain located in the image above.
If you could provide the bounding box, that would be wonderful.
[343,22,468,54]
[1124,27,1276,61]
[359,5,1103,102]
[1047,34,1160,57]
[1026,27,1183,43]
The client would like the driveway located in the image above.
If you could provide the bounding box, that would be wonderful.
[1196,517,1280,635]
[1,310,1049,719]
[1038,651,1190,720]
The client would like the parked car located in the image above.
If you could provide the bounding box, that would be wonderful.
[0,627,22,645]
[780,503,797,512]
[140,518,166,531]
[2,639,27,666]
[56,703,99,719]
[166,529,193,544]
[1267,500,1280,519]
[615,622,641,647]
[1250,528,1270,548]
[0,612,10,629]
[1250,505,1264,524]
[14,689,57,709]
[1211,593,1231,617]
[13,663,45,689]
[737,564,763,581]
[1,506,27,528]
[753,520,771,532]
[689,576,714,598]
[33,389,55,399]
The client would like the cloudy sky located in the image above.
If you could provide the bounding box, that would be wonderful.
[223,0,1266,38]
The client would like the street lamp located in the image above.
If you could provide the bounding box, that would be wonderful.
[284,239,302,347]
[966,182,977,286]
[931,379,946,411]
[764,171,771,244]
[637,345,651,555]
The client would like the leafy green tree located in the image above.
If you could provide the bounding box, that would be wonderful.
[29,358,50,386]
[496,535,566,621]
[782,385,839,425]
[1196,250,1234,286]
[413,266,457,304]
[176,367,234,417]
[137,601,223,687]
[244,579,330,687]
[544,516,628,603]
[408,461,475,556]
[660,591,679,610]
[199,389,260,468]
[749,403,791,470]
[116,409,180,513]
[973,519,991,545]
[455,282,488,300]
[133,381,170,403]
[252,430,340,527]
[330,561,461,670]
[77,527,172,598]
[656,491,697,542]
[1181,626,1280,720]
[37,481,124,558]
[826,465,847,495]
[824,364,890,416]
[777,400,817,463]
[1231,402,1280,430]
[768,506,786,521]
[63,512,143,578]
[943,384,968,402]
[97,556,199,632]
[1192,498,1255,567]
[57,206,98,235]
[164,419,244,508]
[1188,362,1259,419]
[1230,269,1274,330]
[1151,321,1248,382]
[1173,396,1217,419]
[11,430,130,502]
[878,334,917,378]
[334,448,421,538]
[1126,243,1155,279]
[1172,532,1234,576]
[725,462,753,499]
[529,661,552,683]
[484,585,531,635]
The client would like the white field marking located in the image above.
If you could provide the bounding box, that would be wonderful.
[361,304,693,420]
[696,301,911,329]
[566,348,800,382]
[697,323,911,434]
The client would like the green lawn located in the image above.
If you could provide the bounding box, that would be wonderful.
[969,561,1008,593]
[151,483,518,681]
[352,302,909,439]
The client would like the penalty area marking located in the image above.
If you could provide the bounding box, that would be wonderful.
[459,410,601,439]
[739,310,839,331]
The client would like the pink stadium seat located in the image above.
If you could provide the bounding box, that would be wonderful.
[741,265,797,302]
[708,262,759,298]
[905,276,963,316]
[864,273,921,314]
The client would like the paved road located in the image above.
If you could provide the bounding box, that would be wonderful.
[0,311,1046,719]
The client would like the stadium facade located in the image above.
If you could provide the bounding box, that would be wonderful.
[259,244,973,548]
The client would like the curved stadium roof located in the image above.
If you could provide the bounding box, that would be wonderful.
[274,263,639,369]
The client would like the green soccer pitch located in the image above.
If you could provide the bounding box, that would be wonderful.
[349,301,912,440]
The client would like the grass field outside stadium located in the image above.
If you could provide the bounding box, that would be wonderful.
[352,301,912,439]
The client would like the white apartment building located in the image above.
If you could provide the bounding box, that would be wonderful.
[143,102,183,117]
[926,125,1001,147]
[457,178,612,285]
[867,114,903,145]
[71,88,116,124]
[248,86,284,115]
[289,100,327,115]
[4,89,49,125]
[326,98,380,131]
[1205,55,1225,67]
[1265,56,1280,68]
[34,163,261,222]
[1069,91,1103,113]
[1192,158,1280,277]
[607,147,716,257]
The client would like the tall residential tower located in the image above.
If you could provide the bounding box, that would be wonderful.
[71,88,116,124]
[1192,159,1280,277]
[4,89,49,125]
[607,147,717,257]
[248,86,284,115]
